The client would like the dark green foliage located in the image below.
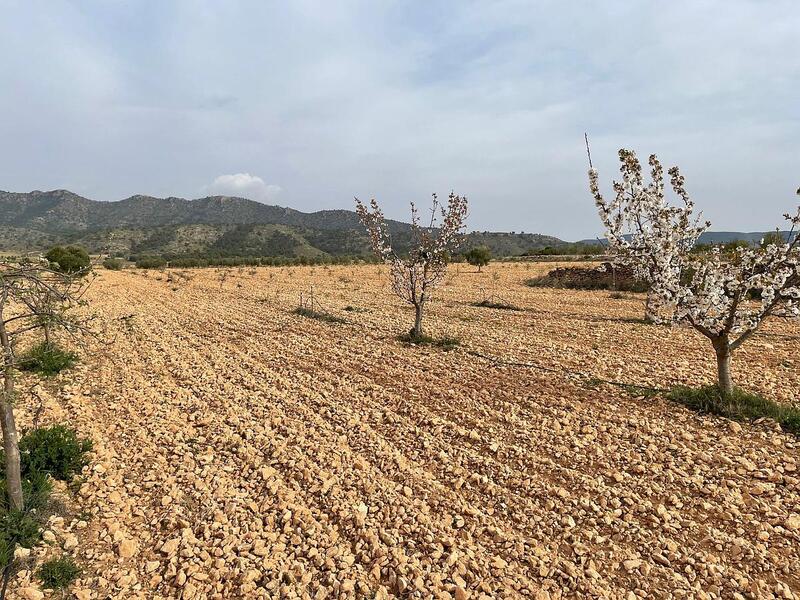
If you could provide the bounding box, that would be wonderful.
[293,307,347,324]
[0,476,51,566]
[398,333,460,350]
[37,556,81,590]
[44,246,90,274]
[135,256,167,269]
[0,426,91,574]
[343,305,369,313]
[18,425,93,481]
[471,299,521,311]
[463,246,492,270]
[18,342,77,376]
[102,258,124,270]
[668,385,800,435]
[210,225,307,257]
[528,243,606,256]
[0,472,52,513]
[131,227,177,254]
[0,511,41,567]
[167,257,210,268]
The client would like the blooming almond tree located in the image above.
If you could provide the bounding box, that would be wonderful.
[355,192,468,338]
[590,149,800,396]
[590,150,710,321]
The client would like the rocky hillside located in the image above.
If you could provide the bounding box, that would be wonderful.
[0,190,563,257]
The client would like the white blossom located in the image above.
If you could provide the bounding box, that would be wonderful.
[355,193,468,336]
[590,148,800,391]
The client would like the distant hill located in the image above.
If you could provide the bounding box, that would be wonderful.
[577,231,797,247]
[0,189,563,258]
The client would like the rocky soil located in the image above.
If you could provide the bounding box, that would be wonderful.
[10,262,800,599]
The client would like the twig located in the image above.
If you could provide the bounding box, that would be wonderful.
[584,132,593,169]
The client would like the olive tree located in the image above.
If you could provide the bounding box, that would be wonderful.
[356,192,468,338]
[464,246,492,272]
[0,258,92,510]
[590,149,800,396]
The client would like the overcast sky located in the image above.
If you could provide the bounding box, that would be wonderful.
[0,1,797,240]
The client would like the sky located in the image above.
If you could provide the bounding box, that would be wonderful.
[0,1,797,240]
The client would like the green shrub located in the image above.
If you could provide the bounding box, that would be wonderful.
[45,246,90,274]
[463,246,492,271]
[168,258,209,268]
[293,307,347,324]
[18,426,93,481]
[472,299,521,311]
[0,511,41,561]
[135,256,167,269]
[37,556,81,590]
[102,258,124,270]
[0,471,53,513]
[18,342,77,376]
[343,305,368,313]
[668,385,800,435]
[398,333,460,350]
[0,451,71,571]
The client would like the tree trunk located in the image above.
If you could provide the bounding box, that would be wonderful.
[43,324,51,346]
[0,323,23,511]
[411,302,424,338]
[644,291,657,323]
[713,337,733,397]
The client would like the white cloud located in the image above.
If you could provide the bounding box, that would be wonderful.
[205,173,282,203]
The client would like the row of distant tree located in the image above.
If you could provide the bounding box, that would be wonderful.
[34,232,793,274]
[527,232,792,257]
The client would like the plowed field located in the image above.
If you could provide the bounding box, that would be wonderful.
[13,263,800,599]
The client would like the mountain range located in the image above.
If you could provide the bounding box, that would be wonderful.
[0,190,562,258]
[1,189,792,259]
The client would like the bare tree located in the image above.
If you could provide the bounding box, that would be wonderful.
[590,150,800,395]
[356,193,468,338]
[0,258,93,510]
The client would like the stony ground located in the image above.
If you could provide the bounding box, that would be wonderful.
[10,262,800,599]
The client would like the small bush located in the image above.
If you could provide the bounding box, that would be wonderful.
[472,299,522,311]
[668,385,800,435]
[0,472,53,518]
[463,246,492,271]
[37,556,81,590]
[135,256,167,269]
[398,333,460,351]
[45,246,90,274]
[343,305,368,313]
[18,342,77,376]
[0,479,51,566]
[609,291,625,299]
[293,307,347,324]
[18,426,93,481]
[0,511,41,558]
[102,258,124,270]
